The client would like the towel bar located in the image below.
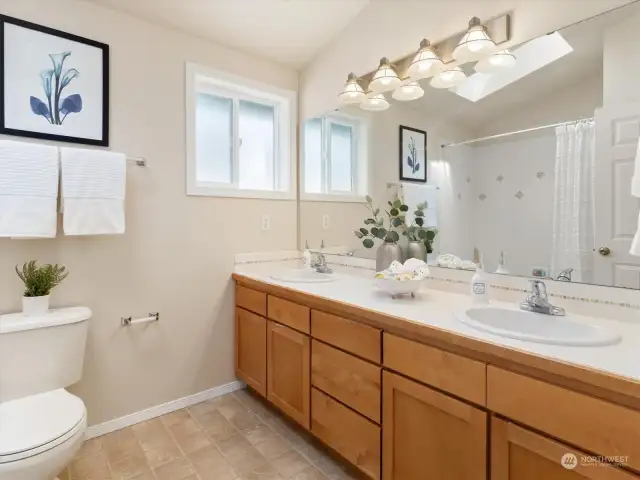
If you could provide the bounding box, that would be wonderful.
[121,312,159,326]
[126,156,146,167]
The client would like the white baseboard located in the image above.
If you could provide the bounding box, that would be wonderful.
[86,380,245,439]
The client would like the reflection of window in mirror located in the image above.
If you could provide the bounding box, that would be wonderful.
[301,112,370,202]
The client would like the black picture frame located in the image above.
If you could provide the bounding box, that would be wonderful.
[399,125,427,183]
[0,14,109,146]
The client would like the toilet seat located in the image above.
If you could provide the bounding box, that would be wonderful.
[0,389,86,463]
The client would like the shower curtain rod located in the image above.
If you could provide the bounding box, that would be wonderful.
[441,117,595,148]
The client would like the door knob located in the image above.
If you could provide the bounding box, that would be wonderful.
[598,246,611,256]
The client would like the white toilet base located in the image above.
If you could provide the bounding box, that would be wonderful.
[0,416,86,480]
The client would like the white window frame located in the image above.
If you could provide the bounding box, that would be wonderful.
[301,111,370,203]
[186,62,297,200]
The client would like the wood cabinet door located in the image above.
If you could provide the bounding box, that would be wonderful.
[382,371,487,480]
[491,417,639,480]
[267,320,310,429]
[235,307,267,397]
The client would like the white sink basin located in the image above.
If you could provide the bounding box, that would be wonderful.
[269,269,337,283]
[456,306,621,347]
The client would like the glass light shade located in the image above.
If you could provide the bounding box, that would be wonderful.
[338,73,365,105]
[453,17,496,63]
[474,49,516,73]
[407,39,443,80]
[392,81,424,101]
[369,57,401,93]
[360,94,390,111]
[430,67,467,89]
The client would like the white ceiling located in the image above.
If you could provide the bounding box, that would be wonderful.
[84,0,370,68]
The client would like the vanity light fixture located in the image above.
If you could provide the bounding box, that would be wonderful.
[360,94,390,111]
[474,49,516,73]
[453,17,496,63]
[430,67,467,89]
[368,57,401,93]
[338,73,365,105]
[407,39,443,80]
[392,80,424,101]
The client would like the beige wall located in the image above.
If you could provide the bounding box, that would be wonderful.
[0,0,298,425]
[300,0,634,120]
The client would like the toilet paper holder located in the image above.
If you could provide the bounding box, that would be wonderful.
[121,312,160,326]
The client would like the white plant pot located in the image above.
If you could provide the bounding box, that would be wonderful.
[22,295,50,316]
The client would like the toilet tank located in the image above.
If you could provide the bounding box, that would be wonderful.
[0,307,91,402]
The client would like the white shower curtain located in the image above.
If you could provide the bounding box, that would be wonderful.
[550,120,596,283]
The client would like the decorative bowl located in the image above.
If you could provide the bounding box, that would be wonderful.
[374,277,427,298]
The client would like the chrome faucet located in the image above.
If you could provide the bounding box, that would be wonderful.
[556,268,574,282]
[312,240,333,274]
[520,280,565,316]
[312,252,333,274]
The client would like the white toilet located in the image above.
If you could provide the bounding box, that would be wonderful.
[0,307,92,480]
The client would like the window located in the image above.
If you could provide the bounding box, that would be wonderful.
[187,63,296,199]
[302,113,369,202]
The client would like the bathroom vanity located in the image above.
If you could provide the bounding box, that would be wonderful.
[233,271,640,480]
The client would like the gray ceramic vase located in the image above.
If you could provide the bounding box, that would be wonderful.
[406,241,427,262]
[376,241,404,272]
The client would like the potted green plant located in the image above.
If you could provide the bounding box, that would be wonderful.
[354,196,408,271]
[15,261,69,316]
[403,201,439,261]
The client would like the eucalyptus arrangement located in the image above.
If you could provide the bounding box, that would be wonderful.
[15,261,69,316]
[354,196,409,248]
[404,201,439,253]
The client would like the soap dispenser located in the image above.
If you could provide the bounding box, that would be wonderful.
[470,248,490,304]
[303,241,313,270]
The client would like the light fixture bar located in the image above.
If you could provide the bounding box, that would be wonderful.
[356,13,510,90]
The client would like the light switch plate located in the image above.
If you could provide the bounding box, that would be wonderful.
[322,214,330,230]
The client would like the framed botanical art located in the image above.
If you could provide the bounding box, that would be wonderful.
[0,15,109,146]
[399,125,427,183]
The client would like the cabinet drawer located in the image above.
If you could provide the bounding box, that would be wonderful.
[311,310,381,363]
[311,340,381,423]
[383,333,486,405]
[311,388,381,480]
[236,285,267,316]
[488,366,640,472]
[268,296,310,334]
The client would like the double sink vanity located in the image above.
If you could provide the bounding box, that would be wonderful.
[233,265,640,480]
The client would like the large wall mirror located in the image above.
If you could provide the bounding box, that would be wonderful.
[298,1,640,290]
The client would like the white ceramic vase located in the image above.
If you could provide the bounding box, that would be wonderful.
[22,295,50,316]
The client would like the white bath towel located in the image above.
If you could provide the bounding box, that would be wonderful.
[0,140,58,238]
[60,148,126,235]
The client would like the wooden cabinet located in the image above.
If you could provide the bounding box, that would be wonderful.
[382,371,487,480]
[235,307,267,396]
[267,320,310,428]
[488,366,640,472]
[311,310,381,363]
[311,388,381,480]
[268,295,310,333]
[311,339,381,423]
[491,418,638,480]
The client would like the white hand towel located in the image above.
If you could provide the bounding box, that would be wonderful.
[0,140,58,238]
[60,148,126,235]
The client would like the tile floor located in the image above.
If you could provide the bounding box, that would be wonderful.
[59,388,361,480]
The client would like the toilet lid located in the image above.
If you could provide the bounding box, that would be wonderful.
[0,389,85,459]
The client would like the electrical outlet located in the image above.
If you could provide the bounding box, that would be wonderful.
[322,214,330,230]
[261,214,271,231]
